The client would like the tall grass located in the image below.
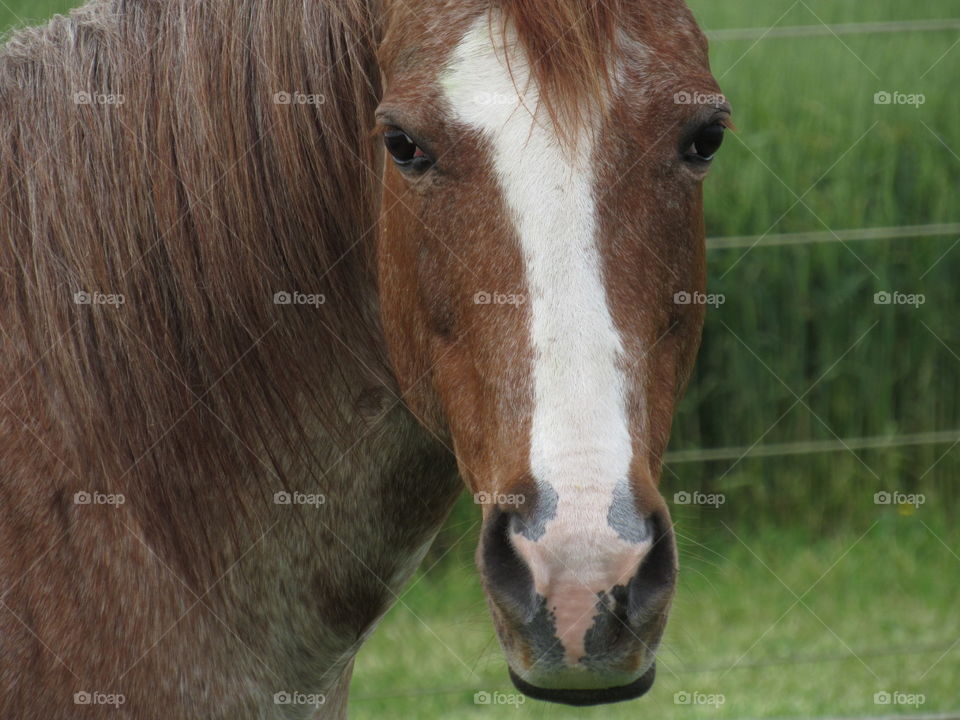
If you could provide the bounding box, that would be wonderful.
[672,0,960,528]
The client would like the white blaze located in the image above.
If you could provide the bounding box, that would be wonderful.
[444,15,645,665]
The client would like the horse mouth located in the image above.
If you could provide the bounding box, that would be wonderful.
[507,663,656,706]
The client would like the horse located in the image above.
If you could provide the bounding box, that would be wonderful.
[0,0,729,716]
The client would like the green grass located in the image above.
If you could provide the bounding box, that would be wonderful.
[2,1,959,717]
[0,0,67,31]
[669,0,960,527]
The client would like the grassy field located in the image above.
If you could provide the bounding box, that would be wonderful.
[2,0,959,718]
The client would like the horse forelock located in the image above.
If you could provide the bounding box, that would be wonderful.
[497,0,624,138]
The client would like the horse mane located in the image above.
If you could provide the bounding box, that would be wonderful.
[498,0,625,134]
[0,0,387,535]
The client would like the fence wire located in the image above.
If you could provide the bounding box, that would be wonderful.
[707,224,960,251]
[664,429,960,464]
[707,19,960,42]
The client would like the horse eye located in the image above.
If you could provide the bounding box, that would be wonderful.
[383,127,432,172]
[685,122,725,162]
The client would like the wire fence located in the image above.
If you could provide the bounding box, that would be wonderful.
[665,428,960,464]
[694,0,960,456]
[652,16,958,707]
[695,17,960,463]
[707,19,960,42]
[675,220,960,464]
[707,223,960,251]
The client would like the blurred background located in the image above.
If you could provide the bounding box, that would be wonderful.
[3,0,958,717]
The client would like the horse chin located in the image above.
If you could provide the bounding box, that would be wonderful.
[507,663,656,706]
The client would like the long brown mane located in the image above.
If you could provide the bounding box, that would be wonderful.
[0,0,386,540]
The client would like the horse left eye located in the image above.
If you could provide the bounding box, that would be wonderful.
[685,122,725,162]
[383,128,432,172]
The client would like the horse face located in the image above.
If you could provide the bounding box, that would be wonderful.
[376,0,728,705]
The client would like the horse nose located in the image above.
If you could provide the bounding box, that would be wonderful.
[522,546,647,666]
[480,502,677,671]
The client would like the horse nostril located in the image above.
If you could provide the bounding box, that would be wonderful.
[481,508,536,620]
[626,510,677,621]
